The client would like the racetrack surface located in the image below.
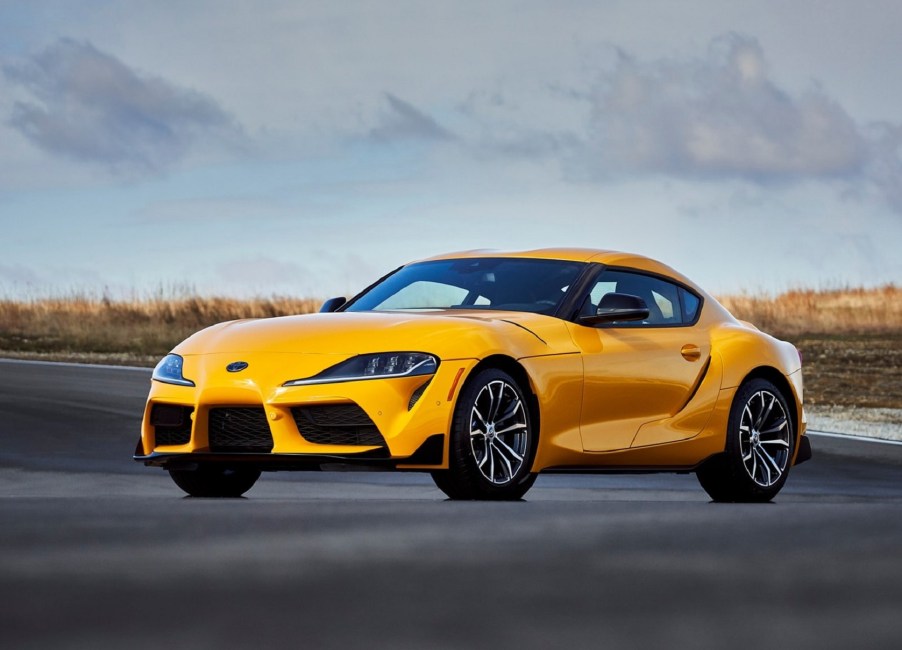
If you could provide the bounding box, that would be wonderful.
[2,359,902,649]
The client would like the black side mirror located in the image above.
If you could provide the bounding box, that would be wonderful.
[319,297,346,313]
[578,293,649,326]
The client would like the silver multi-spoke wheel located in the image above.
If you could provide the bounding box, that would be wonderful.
[696,378,796,503]
[432,368,537,500]
[469,380,529,485]
[739,389,791,487]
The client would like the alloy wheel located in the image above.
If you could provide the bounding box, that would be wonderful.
[739,389,791,487]
[469,379,529,485]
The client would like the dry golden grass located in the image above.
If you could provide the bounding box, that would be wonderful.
[0,294,320,363]
[717,284,901,337]
[1,285,899,361]
[718,285,902,409]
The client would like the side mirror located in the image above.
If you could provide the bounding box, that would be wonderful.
[578,293,649,326]
[319,297,346,313]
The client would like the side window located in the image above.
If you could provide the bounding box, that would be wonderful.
[583,270,695,326]
[680,288,701,323]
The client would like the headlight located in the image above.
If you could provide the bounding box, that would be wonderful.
[283,352,438,387]
[152,354,195,387]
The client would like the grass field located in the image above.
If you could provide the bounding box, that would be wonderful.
[717,285,902,337]
[1,285,899,410]
[718,286,902,411]
[0,294,320,365]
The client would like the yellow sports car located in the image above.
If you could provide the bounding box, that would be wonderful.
[135,248,810,501]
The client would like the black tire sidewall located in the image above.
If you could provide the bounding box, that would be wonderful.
[169,465,261,497]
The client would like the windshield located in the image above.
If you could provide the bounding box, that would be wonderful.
[345,258,586,315]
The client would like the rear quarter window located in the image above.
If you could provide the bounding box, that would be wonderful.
[680,288,701,323]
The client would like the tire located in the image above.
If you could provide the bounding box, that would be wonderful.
[431,368,538,500]
[696,378,795,503]
[168,465,261,498]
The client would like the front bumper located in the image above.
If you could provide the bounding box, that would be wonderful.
[135,354,479,470]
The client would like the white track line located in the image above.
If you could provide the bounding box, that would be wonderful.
[807,429,902,446]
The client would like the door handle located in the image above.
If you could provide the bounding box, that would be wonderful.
[681,344,701,362]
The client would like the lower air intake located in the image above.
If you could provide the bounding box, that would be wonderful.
[292,404,386,447]
[208,408,274,452]
[152,404,194,446]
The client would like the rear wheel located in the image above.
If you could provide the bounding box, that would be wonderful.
[696,378,794,502]
[431,368,538,500]
[168,465,261,498]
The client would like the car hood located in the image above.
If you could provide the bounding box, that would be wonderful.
[172,310,578,360]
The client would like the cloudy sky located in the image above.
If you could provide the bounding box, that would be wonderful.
[2,0,901,299]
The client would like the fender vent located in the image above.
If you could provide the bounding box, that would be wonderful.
[408,379,431,410]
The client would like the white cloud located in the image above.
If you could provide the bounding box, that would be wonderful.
[6,20,900,213]
[325,31,902,216]
[369,93,455,143]
[583,34,868,180]
[864,122,902,211]
[3,38,243,174]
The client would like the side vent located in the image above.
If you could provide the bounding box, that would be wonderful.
[408,379,432,411]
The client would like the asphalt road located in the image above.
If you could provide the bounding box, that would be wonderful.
[2,359,902,649]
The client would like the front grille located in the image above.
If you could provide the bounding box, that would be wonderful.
[292,404,386,447]
[151,404,193,446]
[208,408,273,452]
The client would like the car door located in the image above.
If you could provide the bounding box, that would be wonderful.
[567,269,711,452]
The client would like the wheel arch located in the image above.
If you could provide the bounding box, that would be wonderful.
[431,354,541,499]
[466,354,542,445]
[737,366,800,444]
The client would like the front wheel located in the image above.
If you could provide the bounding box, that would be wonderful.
[431,368,538,500]
[168,465,261,497]
[696,378,795,503]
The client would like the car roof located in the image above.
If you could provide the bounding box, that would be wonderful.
[421,247,609,263]
[417,248,704,293]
